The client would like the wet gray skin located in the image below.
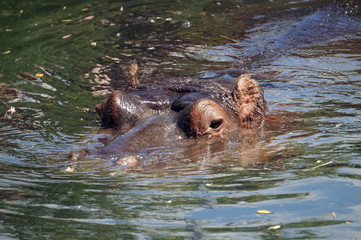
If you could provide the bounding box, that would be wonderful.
[70,68,268,166]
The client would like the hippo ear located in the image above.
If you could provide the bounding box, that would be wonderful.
[232,74,267,124]
[125,62,140,90]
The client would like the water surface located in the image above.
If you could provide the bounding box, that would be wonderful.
[0,0,360,239]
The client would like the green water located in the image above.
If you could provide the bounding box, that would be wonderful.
[1,0,361,239]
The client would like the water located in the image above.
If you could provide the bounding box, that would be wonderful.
[1,0,361,239]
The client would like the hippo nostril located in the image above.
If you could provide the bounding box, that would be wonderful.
[188,98,229,137]
[210,119,223,129]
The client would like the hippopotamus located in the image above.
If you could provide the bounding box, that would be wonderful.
[69,1,361,169]
[70,63,267,167]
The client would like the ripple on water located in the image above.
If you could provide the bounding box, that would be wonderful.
[0,0,361,239]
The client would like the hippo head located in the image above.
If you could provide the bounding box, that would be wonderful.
[96,73,267,139]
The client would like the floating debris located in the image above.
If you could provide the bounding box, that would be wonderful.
[268,225,281,230]
[90,42,97,47]
[105,55,120,62]
[71,15,95,25]
[60,34,72,39]
[302,160,333,172]
[100,19,109,24]
[8,106,16,114]
[220,35,240,43]
[64,166,75,173]
[2,50,11,54]
[257,210,272,214]
[3,106,16,119]
[35,73,44,78]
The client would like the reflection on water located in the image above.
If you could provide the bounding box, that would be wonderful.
[0,0,361,239]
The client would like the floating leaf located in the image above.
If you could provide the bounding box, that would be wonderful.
[71,15,95,25]
[105,55,120,62]
[35,73,44,78]
[205,183,213,187]
[268,225,281,230]
[64,166,75,173]
[90,42,97,47]
[257,210,272,214]
[2,50,10,54]
[61,34,72,39]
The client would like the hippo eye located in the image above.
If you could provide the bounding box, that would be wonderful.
[210,119,223,129]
